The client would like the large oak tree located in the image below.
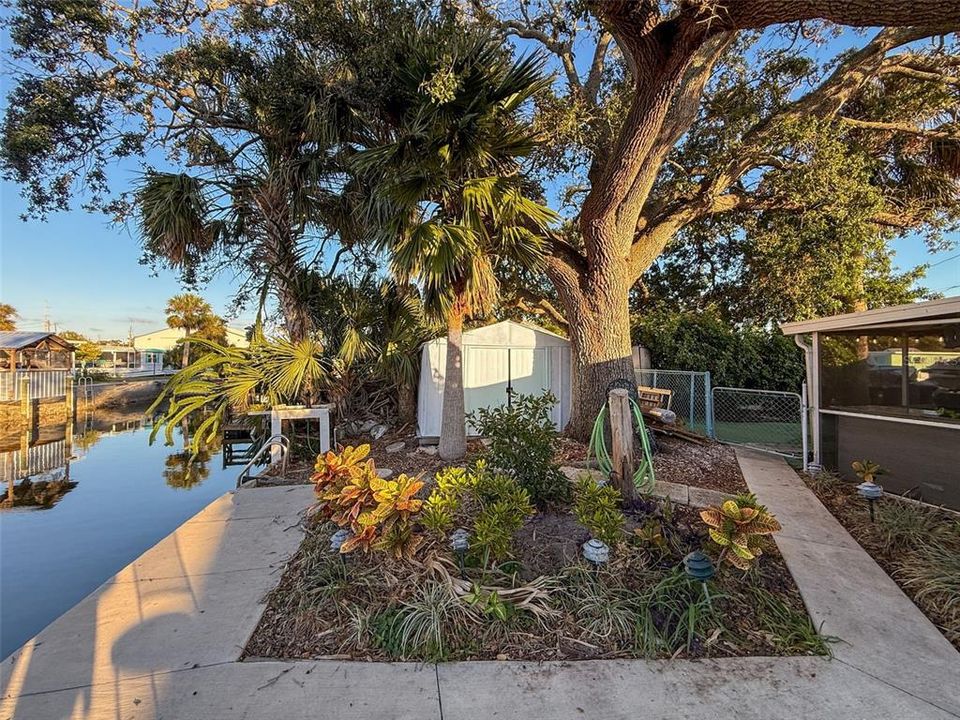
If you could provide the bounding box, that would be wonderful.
[473,1,960,435]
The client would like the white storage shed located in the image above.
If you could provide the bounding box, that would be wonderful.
[417,320,572,439]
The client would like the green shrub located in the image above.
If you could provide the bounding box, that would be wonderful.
[573,476,625,546]
[468,391,570,506]
[424,461,534,567]
[632,309,805,391]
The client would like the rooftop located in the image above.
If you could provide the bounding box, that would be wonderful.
[0,331,72,351]
[779,295,960,335]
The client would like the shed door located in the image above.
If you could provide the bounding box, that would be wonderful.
[463,347,551,433]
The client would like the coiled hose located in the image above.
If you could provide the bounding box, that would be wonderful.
[586,397,656,493]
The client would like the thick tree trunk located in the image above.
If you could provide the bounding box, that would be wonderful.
[181,337,191,369]
[438,297,467,461]
[549,249,635,440]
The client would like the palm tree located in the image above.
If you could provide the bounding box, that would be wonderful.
[135,49,365,345]
[357,25,556,460]
[309,274,434,423]
[148,331,328,458]
[165,293,214,368]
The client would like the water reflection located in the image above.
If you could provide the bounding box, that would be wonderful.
[0,407,238,659]
[0,409,220,510]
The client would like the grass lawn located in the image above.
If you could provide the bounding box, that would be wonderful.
[713,421,802,455]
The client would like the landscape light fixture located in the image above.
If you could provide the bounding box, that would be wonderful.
[856,480,883,523]
[682,550,716,581]
[330,528,351,553]
[450,528,470,578]
[582,538,610,567]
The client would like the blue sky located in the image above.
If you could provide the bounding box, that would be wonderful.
[1,21,958,339]
[1,181,259,340]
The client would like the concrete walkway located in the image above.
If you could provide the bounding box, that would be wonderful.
[3,458,958,719]
[737,449,960,717]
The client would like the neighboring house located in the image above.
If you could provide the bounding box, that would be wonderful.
[66,340,166,375]
[781,295,960,510]
[131,326,250,352]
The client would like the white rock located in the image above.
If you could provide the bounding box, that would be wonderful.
[385,441,406,454]
[376,468,394,479]
[370,424,388,440]
[359,420,376,432]
[417,445,438,456]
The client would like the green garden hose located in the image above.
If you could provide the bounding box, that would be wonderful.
[587,398,656,493]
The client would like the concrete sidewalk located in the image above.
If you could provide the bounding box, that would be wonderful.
[1,485,316,719]
[3,458,958,719]
[737,448,960,717]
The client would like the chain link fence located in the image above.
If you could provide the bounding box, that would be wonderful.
[711,386,805,459]
[635,369,713,437]
[636,368,808,461]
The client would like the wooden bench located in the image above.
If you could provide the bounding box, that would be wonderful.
[636,385,672,412]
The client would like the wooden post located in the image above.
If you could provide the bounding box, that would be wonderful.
[65,375,75,417]
[65,376,75,457]
[19,376,31,426]
[608,388,636,501]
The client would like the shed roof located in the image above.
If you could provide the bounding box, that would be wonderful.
[0,331,73,351]
[422,320,570,347]
[779,296,960,335]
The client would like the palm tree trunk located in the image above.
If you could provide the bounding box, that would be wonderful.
[438,296,467,461]
[397,380,417,427]
[181,337,191,369]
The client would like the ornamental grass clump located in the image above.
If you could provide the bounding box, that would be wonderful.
[700,493,782,570]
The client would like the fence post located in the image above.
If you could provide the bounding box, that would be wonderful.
[705,371,714,438]
[801,382,809,472]
[607,389,636,501]
[19,376,31,425]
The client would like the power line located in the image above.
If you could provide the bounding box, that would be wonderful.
[927,251,960,268]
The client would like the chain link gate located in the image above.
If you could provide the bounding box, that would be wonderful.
[635,369,713,437]
[711,386,807,460]
[636,369,809,462]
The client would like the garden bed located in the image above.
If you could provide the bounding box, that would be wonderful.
[246,398,819,664]
[803,472,960,650]
[277,429,749,496]
[244,480,825,663]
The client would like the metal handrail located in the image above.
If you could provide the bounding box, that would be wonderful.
[76,374,93,401]
[236,434,290,488]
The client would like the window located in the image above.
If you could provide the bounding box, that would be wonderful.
[820,324,960,424]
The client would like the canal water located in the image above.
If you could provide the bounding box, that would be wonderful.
[0,412,238,659]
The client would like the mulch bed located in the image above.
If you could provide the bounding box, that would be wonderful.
[272,430,749,497]
[553,434,749,495]
[244,494,818,663]
[803,472,960,650]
